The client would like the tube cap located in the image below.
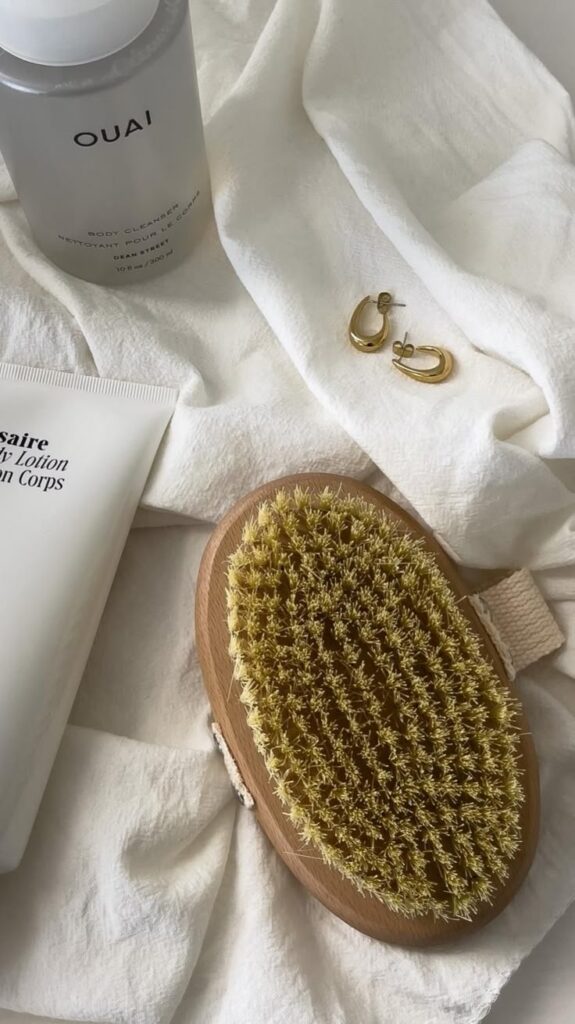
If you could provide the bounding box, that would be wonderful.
[0,0,161,67]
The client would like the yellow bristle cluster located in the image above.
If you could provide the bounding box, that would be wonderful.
[226,487,523,921]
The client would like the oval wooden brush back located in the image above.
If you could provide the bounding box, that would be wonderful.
[196,474,539,947]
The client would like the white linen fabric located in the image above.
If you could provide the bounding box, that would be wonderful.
[1,1,575,1022]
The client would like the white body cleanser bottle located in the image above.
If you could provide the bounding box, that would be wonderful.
[0,0,210,285]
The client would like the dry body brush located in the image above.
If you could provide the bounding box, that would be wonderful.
[226,487,524,922]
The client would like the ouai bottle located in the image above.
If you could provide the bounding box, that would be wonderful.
[0,0,211,285]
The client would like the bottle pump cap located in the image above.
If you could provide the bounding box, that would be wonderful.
[0,0,161,66]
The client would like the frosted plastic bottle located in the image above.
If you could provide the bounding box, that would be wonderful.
[0,0,211,285]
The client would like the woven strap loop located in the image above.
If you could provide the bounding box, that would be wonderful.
[474,569,563,678]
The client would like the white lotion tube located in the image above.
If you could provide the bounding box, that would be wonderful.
[0,363,177,871]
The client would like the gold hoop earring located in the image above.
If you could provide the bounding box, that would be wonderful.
[392,333,454,384]
[348,292,406,353]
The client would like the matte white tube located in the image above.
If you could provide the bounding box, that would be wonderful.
[0,363,177,871]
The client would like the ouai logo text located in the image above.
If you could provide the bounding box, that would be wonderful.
[74,110,152,147]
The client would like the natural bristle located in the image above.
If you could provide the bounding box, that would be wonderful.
[226,487,523,921]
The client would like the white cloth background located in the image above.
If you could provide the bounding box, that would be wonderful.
[1,1,575,1021]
